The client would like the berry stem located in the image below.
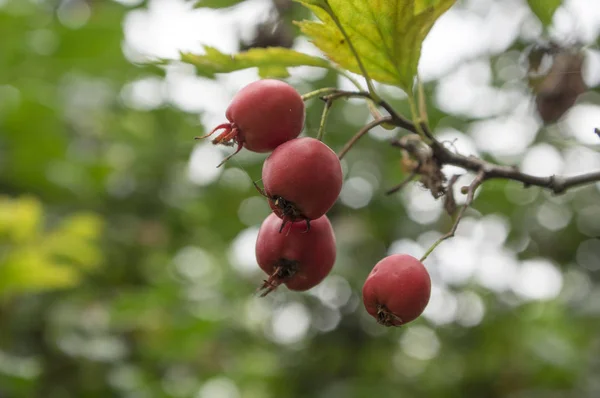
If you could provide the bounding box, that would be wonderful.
[338,116,392,159]
[316,99,333,142]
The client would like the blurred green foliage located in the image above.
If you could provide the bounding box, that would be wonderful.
[0,195,104,295]
[1,1,600,398]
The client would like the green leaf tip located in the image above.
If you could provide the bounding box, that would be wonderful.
[527,0,562,27]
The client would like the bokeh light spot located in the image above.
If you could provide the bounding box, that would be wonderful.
[400,326,440,360]
[269,302,311,345]
[512,259,563,301]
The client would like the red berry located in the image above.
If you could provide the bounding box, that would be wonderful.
[197,79,305,167]
[259,137,342,230]
[255,213,336,296]
[362,254,431,327]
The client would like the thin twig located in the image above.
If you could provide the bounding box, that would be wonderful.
[420,171,486,262]
[338,116,393,159]
[385,169,418,195]
[443,174,463,215]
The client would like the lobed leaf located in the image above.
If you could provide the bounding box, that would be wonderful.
[179,46,332,79]
[294,0,456,91]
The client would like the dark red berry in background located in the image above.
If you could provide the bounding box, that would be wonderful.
[261,137,342,226]
[255,213,336,296]
[197,79,305,167]
[362,254,431,327]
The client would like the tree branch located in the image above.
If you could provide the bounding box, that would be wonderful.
[320,89,600,259]
[326,89,600,194]
[427,140,600,194]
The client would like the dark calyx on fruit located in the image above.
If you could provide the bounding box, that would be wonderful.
[376,304,404,327]
[271,195,311,233]
[253,181,310,233]
[258,258,299,297]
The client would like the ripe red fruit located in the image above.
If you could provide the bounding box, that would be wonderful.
[259,137,342,230]
[197,79,305,167]
[362,254,431,327]
[255,213,336,296]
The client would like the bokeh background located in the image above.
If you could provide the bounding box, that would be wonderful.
[2,0,600,397]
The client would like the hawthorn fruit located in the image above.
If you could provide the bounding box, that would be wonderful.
[362,254,431,327]
[197,79,305,167]
[259,137,343,231]
[255,213,336,296]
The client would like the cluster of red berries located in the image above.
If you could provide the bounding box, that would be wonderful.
[199,79,431,327]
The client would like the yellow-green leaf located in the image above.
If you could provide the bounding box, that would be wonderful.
[0,249,80,296]
[43,232,102,270]
[0,196,105,297]
[58,212,104,240]
[294,0,456,91]
[179,46,332,79]
[527,0,562,26]
[0,195,42,243]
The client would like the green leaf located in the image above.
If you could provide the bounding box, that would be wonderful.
[179,46,332,79]
[192,0,246,9]
[294,0,456,91]
[527,0,562,26]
